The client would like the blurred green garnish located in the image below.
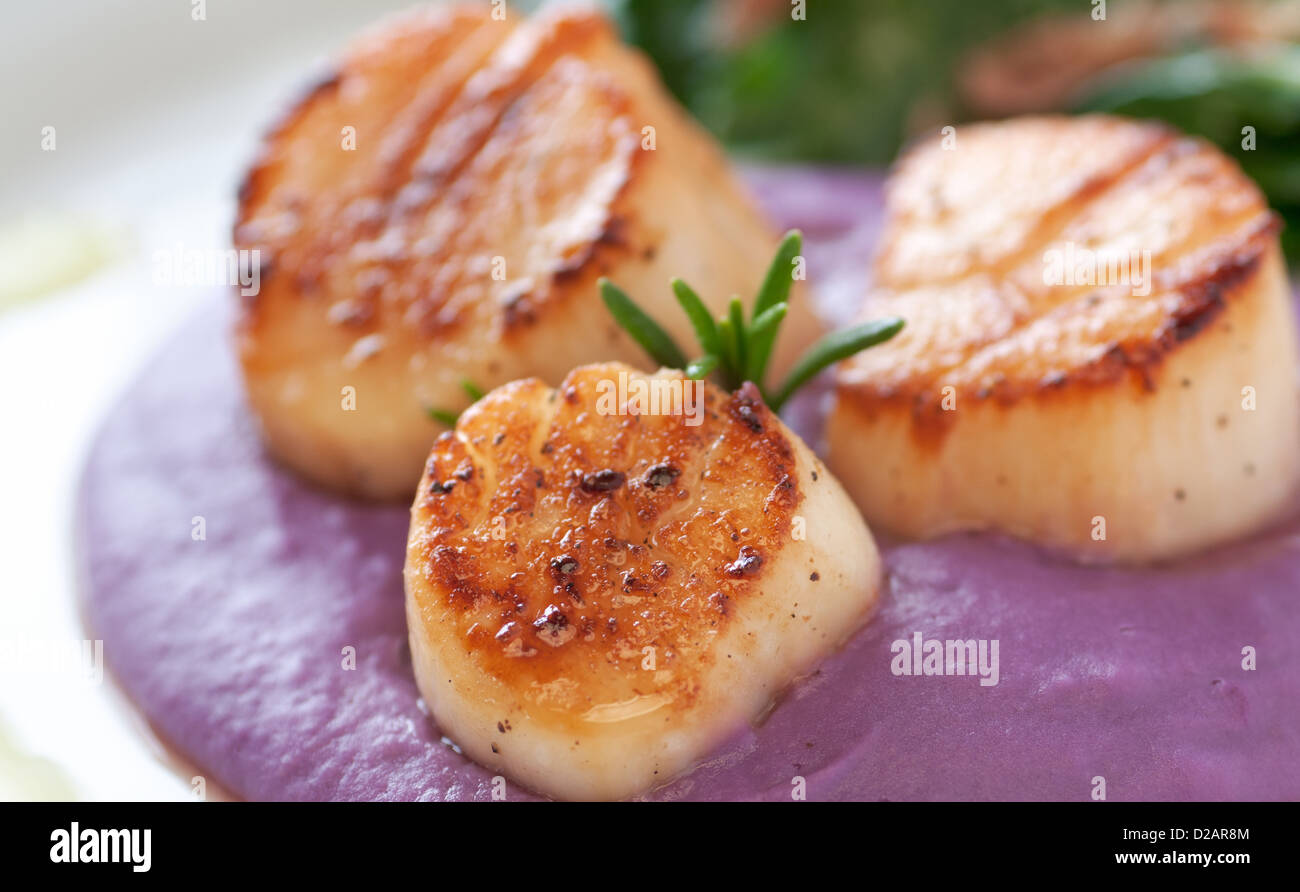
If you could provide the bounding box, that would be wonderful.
[610,0,1083,164]
[1077,46,1300,263]
[427,378,487,427]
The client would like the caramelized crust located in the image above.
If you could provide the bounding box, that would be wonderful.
[408,367,800,723]
[235,8,637,343]
[840,115,1280,431]
[407,363,880,797]
[829,114,1298,561]
[231,4,821,499]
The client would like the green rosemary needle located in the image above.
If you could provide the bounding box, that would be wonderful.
[599,278,688,370]
[597,229,904,412]
[745,301,788,387]
[685,353,720,380]
[427,378,488,427]
[753,229,802,319]
[769,317,905,411]
[671,278,721,358]
[426,407,460,427]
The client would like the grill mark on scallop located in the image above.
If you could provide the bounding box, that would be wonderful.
[236,10,502,269]
[235,8,629,338]
[840,115,1281,432]
[881,127,1177,289]
[400,62,641,336]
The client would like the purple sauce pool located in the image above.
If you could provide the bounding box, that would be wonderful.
[77,168,1300,800]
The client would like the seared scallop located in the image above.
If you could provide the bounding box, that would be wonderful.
[234,4,820,499]
[405,363,880,800]
[828,115,1300,562]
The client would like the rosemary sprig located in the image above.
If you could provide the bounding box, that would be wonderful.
[426,407,460,427]
[770,317,904,410]
[745,301,787,385]
[754,229,802,319]
[670,279,721,358]
[427,378,488,427]
[599,280,688,370]
[685,353,719,380]
[459,379,486,402]
[597,229,904,411]
[727,297,747,385]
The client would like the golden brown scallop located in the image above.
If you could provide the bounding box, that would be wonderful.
[828,115,1300,562]
[405,363,880,800]
[234,4,820,499]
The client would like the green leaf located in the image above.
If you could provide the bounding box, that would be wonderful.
[671,278,721,357]
[600,278,688,370]
[685,354,720,380]
[753,230,802,319]
[745,301,787,387]
[459,379,485,402]
[771,316,905,411]
[728,296,747,382]
[426,406,459,427]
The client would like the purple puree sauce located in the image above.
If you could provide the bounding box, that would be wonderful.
[77,168,1300,801]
